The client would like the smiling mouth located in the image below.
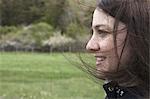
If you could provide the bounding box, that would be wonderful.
[95,56,106,66]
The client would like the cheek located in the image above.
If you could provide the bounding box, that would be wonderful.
[116,32,128,57]
[119,40,132,65]
[115,33,131,66]
[116,33,127,48]
[98,36,115,52]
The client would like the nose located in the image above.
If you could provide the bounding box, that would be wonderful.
[86,37,100,52]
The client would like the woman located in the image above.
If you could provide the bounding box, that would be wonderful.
[83,0,149,98]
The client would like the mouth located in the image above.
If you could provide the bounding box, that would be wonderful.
[95,55,106,66]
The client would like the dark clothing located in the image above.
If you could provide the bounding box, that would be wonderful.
[103,81,146,99]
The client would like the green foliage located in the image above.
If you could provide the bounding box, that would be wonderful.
[0,22,54,47]
[42,0,70,32]
[0,0,93,33]
[0,0,46,26]
[0,0,94,51]
[26,22,54,38]
[66,23,88,39]
[43,31,75,47]
[16,22,54,46]
[0,26,18,35]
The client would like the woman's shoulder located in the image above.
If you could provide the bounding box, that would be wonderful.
[103,81,147,99]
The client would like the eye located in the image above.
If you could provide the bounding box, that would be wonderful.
[97,29,110,37]
[97,30,109,34]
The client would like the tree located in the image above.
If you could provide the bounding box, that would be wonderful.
[42,0,70,33]
[0,0,46,26]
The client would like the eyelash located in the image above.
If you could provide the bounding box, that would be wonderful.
[97,30,109,34]
[90,28,110,37]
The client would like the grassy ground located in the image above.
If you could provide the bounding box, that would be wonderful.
[0,52,105,99]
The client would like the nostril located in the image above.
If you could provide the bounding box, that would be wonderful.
[90,47,100,51]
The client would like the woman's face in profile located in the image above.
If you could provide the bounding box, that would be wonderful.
[86,8,132,73]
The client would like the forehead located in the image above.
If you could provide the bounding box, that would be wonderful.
[92,8,114,29]
[92,8,125,30]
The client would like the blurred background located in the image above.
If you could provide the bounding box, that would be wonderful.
[0,0,105,99]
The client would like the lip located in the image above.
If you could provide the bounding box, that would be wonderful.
[95,55,106,66]
[95,55,106,60]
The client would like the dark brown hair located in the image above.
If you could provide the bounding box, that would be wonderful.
[79,0,149,98]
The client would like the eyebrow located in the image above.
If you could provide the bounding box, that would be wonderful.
[92,24,112,31]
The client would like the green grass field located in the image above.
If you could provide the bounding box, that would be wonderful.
[0,52,105,99]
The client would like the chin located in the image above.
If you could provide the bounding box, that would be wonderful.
[96,66,109,72]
